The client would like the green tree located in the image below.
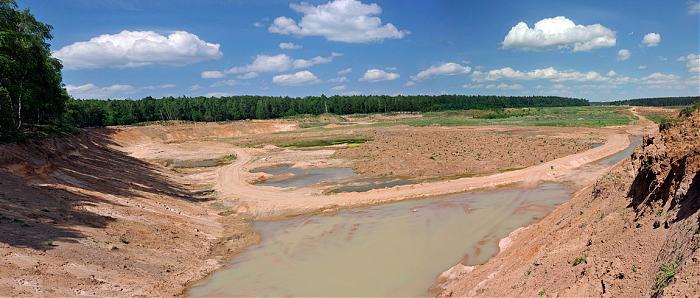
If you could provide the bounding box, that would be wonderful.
[0,0,67,140]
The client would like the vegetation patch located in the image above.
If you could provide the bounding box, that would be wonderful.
[281,137,368,148]
[402,106,635,128]
[163,154,236,169]
[653,262,678,293]
[572,255,587,266]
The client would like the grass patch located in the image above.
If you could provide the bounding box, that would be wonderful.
[537,289,546,296]
[402,106,635,128]
[164,154,236,169]
[643,112,680,125]
[572,255,587,266]
[281,137,368,148]
[654,262,678,293]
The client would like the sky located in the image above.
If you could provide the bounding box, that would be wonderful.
[17,0,700,101]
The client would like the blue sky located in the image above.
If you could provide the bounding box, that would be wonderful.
[18,0,700,101]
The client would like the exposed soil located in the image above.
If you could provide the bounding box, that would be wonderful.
[0,109,658,296]
[435,110,699,297]
[0,129,259,297]
[335,126,600,178]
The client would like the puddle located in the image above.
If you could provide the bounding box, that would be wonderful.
[251,164,355,188]
[598,136,642,166]
[328,177,417,193]
[189,183,571,297]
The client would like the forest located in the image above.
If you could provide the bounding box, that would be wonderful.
[64,95,589,127]
[601,96,700,107]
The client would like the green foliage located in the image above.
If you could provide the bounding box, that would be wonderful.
[537,289,546,296]
[65,95,589,127]
[572,255,587,266]
[680,103,700,117]
[402,106,633,128]
[602,96,700,107]
[644,112,680,125]
[653,262,678,293]
[0,0,69,141]
[281,137,368,148]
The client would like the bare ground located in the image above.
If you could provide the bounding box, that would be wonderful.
[435,110,699,297]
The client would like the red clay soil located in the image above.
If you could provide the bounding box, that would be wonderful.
[436,110,700,297]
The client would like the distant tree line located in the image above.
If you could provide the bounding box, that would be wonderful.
[64,95,589,127]
[599,96,700,107]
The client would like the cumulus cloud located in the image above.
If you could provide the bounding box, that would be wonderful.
[638,65,647,70]
[642,33,661,47]
[412,62,471,81]
[210,80,237,87]
[268,0,408,43]
[226,54,293,74]
[690,1,700,14]
[502,16,616,52]
[328,76,349,83]
[66,83,135,99]
[292,52,342,68]
[236,72,259,79]
[53,30,222,69]
[617,49,631,61]
[338,68,352,75]
[201,70,225,79]
[359,69,400,82]
[678,53,700,74]
[226,53,340,74]
[471,67,609,83]
[272,70,320,85]
[330,85,346,91]
[486,83,524,90]
[279,42,302,49]
[641,72,680,86]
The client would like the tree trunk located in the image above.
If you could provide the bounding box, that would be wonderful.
[17,92,22,130]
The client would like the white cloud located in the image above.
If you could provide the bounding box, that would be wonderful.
[328,76,349,83]
[66,83,135,99]
[472,67,609,83]
[607,70,617,77]
[502,16,616,52]
[412,62,471,81]
[189,84,202,91]
[227,54,293,74]
[210,80,237,87]
[690,1,700,14]
[268,0,408,43]
[617,49,631,61]
[641,72,680,86]
[338,68,352,75]
[236,72,259,79]
[53,30,222,69]
[642,32,661,47]
[226,53,340,74]
[330,85,346,91]
[142,84,176,90]
[292,52,342,68]
[638,65,647,70]
[404,81,416,87]
[462,83,483,89]
[359,69,400,82]
[279,42,302,49]
[678,53,700,74]
[201,70,225,79]
[486,83,523,90]
[205,92,235,97]
[272,70,320,85]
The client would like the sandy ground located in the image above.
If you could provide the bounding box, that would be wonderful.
[435,110,699,297]
[0,108,657,296]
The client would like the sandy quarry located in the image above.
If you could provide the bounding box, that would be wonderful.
[0,108,657,296]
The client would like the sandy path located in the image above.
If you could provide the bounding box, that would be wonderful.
[215,132,630,218]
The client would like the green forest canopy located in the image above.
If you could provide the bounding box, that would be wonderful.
[65,95,589,127]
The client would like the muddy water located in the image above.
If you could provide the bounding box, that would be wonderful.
[189,183,570,297]
[251,164,355,188]
[599,136,642,166]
